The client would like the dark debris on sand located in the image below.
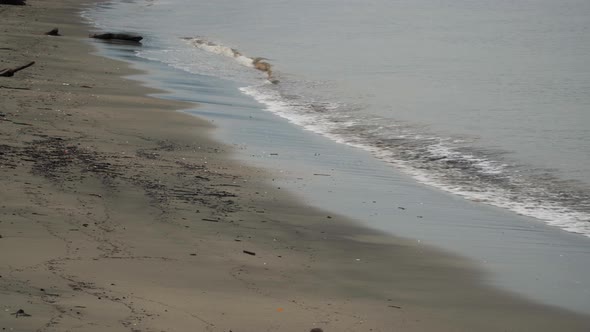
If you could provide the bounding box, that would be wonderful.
[0,134,240,216]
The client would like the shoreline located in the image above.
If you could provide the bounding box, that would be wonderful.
[104,23,590,313]
[1,1,590,331]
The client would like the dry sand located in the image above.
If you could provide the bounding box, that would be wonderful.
[1,1,590,331]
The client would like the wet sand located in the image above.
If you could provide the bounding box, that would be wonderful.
[1,1,590,331]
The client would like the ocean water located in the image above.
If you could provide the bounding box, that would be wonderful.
[81,0,590,313]
[83,0,590,237]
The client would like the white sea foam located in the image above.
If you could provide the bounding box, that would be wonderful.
[240,83,590,237]
[177,38,590,238]
[81,11,590,238]
[114,30,590,237]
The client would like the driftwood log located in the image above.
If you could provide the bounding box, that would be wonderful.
[0,61,35,77]
[90,33,143,42]
[45,28,60,36]
[252,57,272,78]
[0,0,26,5]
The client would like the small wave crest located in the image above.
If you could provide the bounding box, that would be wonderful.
[182,37,274,79]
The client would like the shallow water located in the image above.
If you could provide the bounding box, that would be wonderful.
[84,0,590,237]
[82,0,590,314]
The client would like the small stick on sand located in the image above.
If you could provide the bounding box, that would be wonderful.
[12,309,31,318]
[0,85,30,90]
[0,61,35,77]
[0,0,27,5]
[90,33,143,42]
[45,28,60,36]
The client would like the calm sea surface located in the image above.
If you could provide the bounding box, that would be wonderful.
[82,0,590,313]
[84,0,590,237]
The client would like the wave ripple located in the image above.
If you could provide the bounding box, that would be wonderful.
[240,83,590,237]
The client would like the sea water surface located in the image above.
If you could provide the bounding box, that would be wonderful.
[82,0,590,313]
[85,0,590,237]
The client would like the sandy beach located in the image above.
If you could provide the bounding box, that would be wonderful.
[1,1,590,331]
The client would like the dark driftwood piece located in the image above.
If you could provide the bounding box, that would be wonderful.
[0,61,35,77]
[0,85,30,90]
[12,309,31,318]
[252,57,272,78]
[0,0,26,5]
[45,28,60,36]
[90,33,143,42]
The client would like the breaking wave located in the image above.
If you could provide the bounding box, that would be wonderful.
[102,28,590,238]
[183,37,255,67]
[182,37,274,78]
[239,82,590,237]
[174,36,590,237]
